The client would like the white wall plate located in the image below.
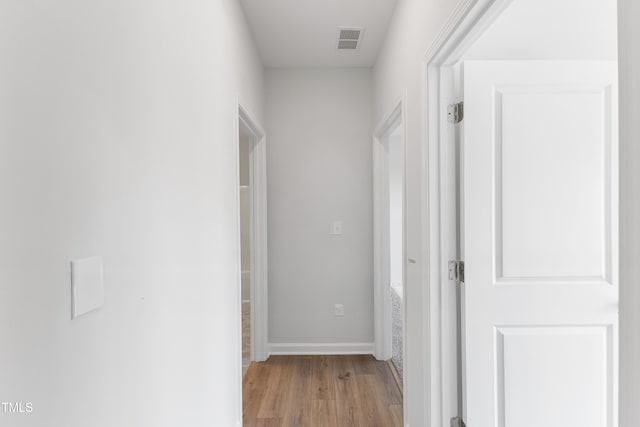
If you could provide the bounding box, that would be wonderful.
[71,256,104,319]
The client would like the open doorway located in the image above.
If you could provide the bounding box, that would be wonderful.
[387,120,405,384]
[373,95,407,412]
[238,124,252,375]
[236,102,269,385]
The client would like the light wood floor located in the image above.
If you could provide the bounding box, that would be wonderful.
[242,355,402,427]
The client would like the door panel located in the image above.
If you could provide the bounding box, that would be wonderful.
[497,325,611,427]
[498,89,611,281]
[463,61,618,427]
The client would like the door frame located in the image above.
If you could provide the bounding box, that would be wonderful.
[373,93,407,361]
[235,100,269,369]
[373,92,408,421]
[422,0,514,425]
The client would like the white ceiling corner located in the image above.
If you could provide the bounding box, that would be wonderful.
[240,0,399,68]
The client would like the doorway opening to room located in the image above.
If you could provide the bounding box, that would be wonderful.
[236,103,269,384]
[373,96,407,407]
[238,121,252,376]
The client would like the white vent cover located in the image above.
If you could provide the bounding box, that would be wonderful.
[337,27,363,50]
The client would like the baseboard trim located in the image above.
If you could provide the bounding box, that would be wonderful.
[268,342,375,355]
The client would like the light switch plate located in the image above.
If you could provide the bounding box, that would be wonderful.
[71,256,104,319]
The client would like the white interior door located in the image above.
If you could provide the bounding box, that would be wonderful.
[462,60,618,427]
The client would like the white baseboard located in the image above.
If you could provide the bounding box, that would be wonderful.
[268,342,375,355]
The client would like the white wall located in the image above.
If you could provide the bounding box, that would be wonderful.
[373,0,460,425]
[0,1,263,426]
[265,68,374,347]
[618,1,640,426]
[465,0,618,60]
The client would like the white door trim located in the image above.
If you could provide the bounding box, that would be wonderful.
[373,94,407,361]
[421,1,514,425]
[236,101,269,364]
[373,92,408,423]
[235,98,268,426]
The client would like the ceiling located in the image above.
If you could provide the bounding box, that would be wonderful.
[240,0,399,68]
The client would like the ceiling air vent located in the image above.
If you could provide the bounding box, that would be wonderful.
[337,27,363,50]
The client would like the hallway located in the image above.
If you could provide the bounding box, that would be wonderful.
[242,356,402,426]
[1,0,639,426]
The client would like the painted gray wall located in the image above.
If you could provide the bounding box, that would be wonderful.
[265,68,374,346]
[0,1,263,425]
[619,1,640,425]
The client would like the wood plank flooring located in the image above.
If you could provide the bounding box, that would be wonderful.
[242,355,403,427]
